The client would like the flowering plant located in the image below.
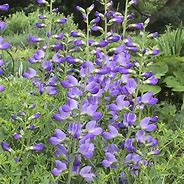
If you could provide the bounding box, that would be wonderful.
[1,0,161,183]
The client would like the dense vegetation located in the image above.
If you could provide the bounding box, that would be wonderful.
[0,0,184,183]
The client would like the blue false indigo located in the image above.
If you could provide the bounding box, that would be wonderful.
[42,60,52,71]
[57,18,68,24]
[0,37,10,50]
[79,142,95,159]
[102,152,117,168]
[37,0,47,4]
[28,124,36,130]
[30,143,45,152]
[54,144,68,157]
[28,112,41,120]
[52,8,59,13]
[68,123,82,138]
[80,166,95,182]
[142,71,153,78]
[148,149,160,155]
[135,130,147,143]
[144,76,158,85]
[74,39,85,46]
[123,138,136,152]
[105,144,119,154]
[147,32,158,38]
[76,6,86,14]
[91,26,103,32]
[0,59,4,66]
[123,112,137,127]
[103,125,118,140]
[49,129,66,145]
[71,31,84,37]
[141,92,158,105]
[35,22,46,28]
[60,75,78,88]
[53,33,64,40]
[80,61,94,77]
[86,121,102,136]
[14,133,22,140]
[95,67,111,75]
[140,117,157,132]
[0,4,9,11]
[28,36,42,43]
[38,15,47,19]
[1,141,12,152]
[22,68,36,79]
[109,16,124,23]
[0,21,6,30]
[91,17,101,24]
[107,35,120,43]
[52,160,67,176]
[46,86,58,95]
[128,23,144,30]
[51,43,63,51]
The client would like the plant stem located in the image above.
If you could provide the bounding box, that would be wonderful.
[122,0,129,38]
[181,93,184,111]
[67,139,77,184]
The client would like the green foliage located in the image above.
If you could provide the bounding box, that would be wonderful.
[156,26,184,56]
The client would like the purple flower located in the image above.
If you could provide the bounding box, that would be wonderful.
[0,37,10,50]
[122,78,137,95]
[79,142,94,159]
[42,60,52,71]
[57,18,68,24]
[110,16,124,23]
[49,129,66,145]
[80,166,95,182]
[144,76,158,85]
[147,32,158,38]
[37,0,47,4]
[53,33,64,40]
[140,117,157,132]
[108,95,130,111]
[35,22,46,28]
[103,125,118,140]
[0,21,6,30]
[71,31,84,37]
[123,138,136,152]
[0,4,9,11]
[102,152,117,168]
[30,143,45,152]
[0,59,4,66]
[46,86,58,95]
[80,61,94,77]
[22,68,36,79]
[122,112,137,127]
[54,144,68,157]
[128,23,144,30]
[105,144,119,154]
[86,121,102,136]
[28,36,42,43]
[141,92,158,105]
[1,141,12,152]
[68,123,82,138]
[39,15,47,19]
[0,85,5,92]
[60,75,78,88]
[52,160,67,176]
[14,133,22,140]
[91,26,103,32]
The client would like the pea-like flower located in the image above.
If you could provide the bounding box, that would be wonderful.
[79,166,95,182]
[52,160,67,176]
[49,129,66,145]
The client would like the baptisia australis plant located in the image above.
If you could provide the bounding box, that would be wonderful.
[4,0,160,183]
[0,3,10,92]
[48,0,160,183]
[23,0,72,96]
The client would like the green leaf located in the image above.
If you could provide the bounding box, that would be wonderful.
[147,62,168,79]
[140,84,161,94]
